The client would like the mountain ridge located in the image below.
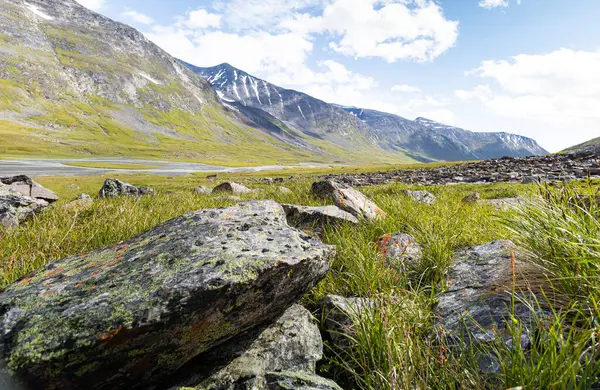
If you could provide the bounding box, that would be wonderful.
[188,62,548,162]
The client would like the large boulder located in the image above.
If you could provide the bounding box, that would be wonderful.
[0,186,49,230]
[1,175,59,203]
[436,240,540,343]
[98,178,155,198]
[311,181,386,220]
[283,204,359,230]
[0,201,334,389]
[375,233,422,273]
[173,304,336,389]
[213,182,253,194]
[259,371,343,390]
[321,295,374,349]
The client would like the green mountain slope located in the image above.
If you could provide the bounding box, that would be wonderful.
[0,0,413,165]
[562,136,600,154]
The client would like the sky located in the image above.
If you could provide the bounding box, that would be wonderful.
[75,0,600,152]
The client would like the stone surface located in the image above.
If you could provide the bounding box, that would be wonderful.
[0,201,334,389]
[483,197,525,211]
[260,371,343,390]
[278,186,293,194]
[173,304,326,389]
[193,186,213,195]
[0,186,49,230]
[98,178,155,198]
[400,190,436,205]
[64,194,93,212]
[1,175,59,203]
[375,233,422,273]
[213,182,254,194]
[282,204,359,230]
[316,152,600,187]
[311,181,386,220]
[321,295,374,349]
[436,240,538,343]
[462,192,481,204]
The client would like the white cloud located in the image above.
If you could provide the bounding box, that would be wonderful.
[455,84,492,101]
[75,0,105,11]
[319,0,459,62]
[458,48,600,151]
[121,9,153,25]
[183,9,222,29]
[478,0,509,9]
[391,84,422,94]
[215,0,319,30]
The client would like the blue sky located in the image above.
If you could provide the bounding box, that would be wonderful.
[76,0,600,152]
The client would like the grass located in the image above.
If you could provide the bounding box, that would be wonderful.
[1,172,599,389]
[62,162,163,170]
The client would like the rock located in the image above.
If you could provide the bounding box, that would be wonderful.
[311,181,386,220]
[462,192,481,204]
[174,304,331,389]
[0,187,49,230]
[522,176,542,184]
[282,204,359,230]
[375,233,422,273]
[400,190,436,205]
[321,295,374,349]
[66,184,80,190]
[213,182,253,194]
[260,371,343,390]
[0,201,334,389]
[64,194,93,212]
[483,197,525,211]
[0,175,59,203]
[206,174,218,180]
[98,178,155,198]
[193,186,213,195]
[278,186,293,194]
[436,240,539,343]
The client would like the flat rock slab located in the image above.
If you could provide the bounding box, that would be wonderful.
[311,181,386,221]
[98,178,155,198]
[173,304,325,389]
[0,186,49,230]
[283,204,359,229]
[1,175,59,203]
[0,201,334,390]
[400,190,436,205]
[482,197,525,211]
[213,182,253,194]
[193,186,213,195]
[376,233,422,273]
[260,371,343,390]
[436,240,538,343]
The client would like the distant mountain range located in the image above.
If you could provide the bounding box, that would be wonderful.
[187,62,548,162]
[0,0,547,164]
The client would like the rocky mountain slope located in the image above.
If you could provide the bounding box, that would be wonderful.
[343,108,548,161]
[183,62,408,163]
[563,136,600,155]
[0,0,407,165]
[189,63,548,162]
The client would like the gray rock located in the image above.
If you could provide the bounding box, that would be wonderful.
[282,204,359,230]
[522,176,542,184]
[64,194,93,211]
[311,181,386,220]
[400,190,436,205]
[0,186,49,230]
[175,304,325,389]
[0,201,334,389]
[278,186,293,194]
[193,186,213,195]
[462,192,481,204]
[98,178,155,198]
[76,193,91,200]
[483,197,525,211]
[0,175,59,203]
[261,371,343,390]
[66,184,80,190]
[436,240,539,343]
[375,233,422,273]
[321,295,374,348]
[213,182,254,194]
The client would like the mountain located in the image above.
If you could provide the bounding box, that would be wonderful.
[187,63,547,162]
[182,62,412,163]
[562,136,600,155]
[343,108,548,161]
[0,0,409,165]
